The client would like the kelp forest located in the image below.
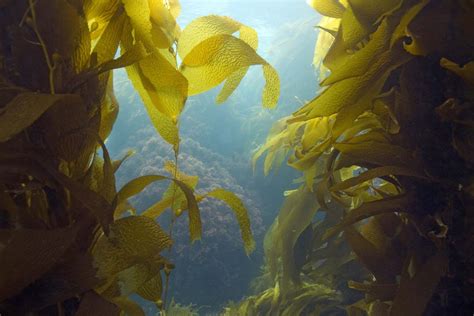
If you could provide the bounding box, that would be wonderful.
[0,0,473,315]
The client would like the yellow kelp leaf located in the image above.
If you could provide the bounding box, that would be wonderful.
[206,188,255,255]
[116,262,162,296]
[136,272,163,302]
[121,18,187,126]
[178,15,248,59]
[149,102,180,147]
[141,196,174,219]
[330,165,427,192]
[321,18,392,86]
[348,281,397,303]
[109,216,172,257]
[0,225,79,301]
[334,141,416,169]
[174,180,202,242]
[163,161,199,187]
[323,194,413,239]
[332,64,412,137]
[149,0,180,44]
[84,0,120,40]
[120,52,178,146]
[98,137,116,204]
[344,226,399,282]
[121,0,168,49]
[84,153,116,204]
[117,175,167,204]
[391,250,448,316]
[132,52,187,119]
[306,0,346,18]
[93,216,172,278]
[93,239,135,279]
[0,93,75,142]
[114,200,136,218]
[339,4,369,50]
[262,65,280,108]
[288,116,334,170]
[181,34,280,108]
[314,17,340,81]
[402,1,451,57]
[298,43,410,124]
[348,0,401,24]
[99,75,119,141]
[441,58,474,86]
[93,12,125,64]
[252,119,303,174]
[116,174,202,241]
[168,0,181,19]
[98,42,149,75]
[178,16,258,104]
[390,0,431,48]
[216,68,248,104]
[301,117,333,151]
[70,4,91,74]
[265,187,319,288]
[161,161,199,215]
[288,138,332,171]
[112,149,136,173]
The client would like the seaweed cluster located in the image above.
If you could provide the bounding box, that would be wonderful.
[241,0,474,315]
[0,0,280,314]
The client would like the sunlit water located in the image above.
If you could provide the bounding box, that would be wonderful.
[107,0,321,313]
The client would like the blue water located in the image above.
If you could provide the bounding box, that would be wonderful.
[107,1,321,313]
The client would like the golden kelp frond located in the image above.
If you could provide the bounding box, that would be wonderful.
[93,216,172,309]
[441,58,474,86]
[178,15,279,108]
[223,282,341,316]
[116,173,201,241]
[84,0,120,41]
[252,118,305,175]
[120,22,186,145]
[136,163,256,254]
[313,17,340,82]
[246,0,473,314]
[164,160,199,187]
[1,1,274,312]
[306,0,346,18]
[205,189,255,255]
[177,15,259,104]
[178,15,256,58]
[159,161,199,217]
[264,187,319,290]
[180,34,280,108]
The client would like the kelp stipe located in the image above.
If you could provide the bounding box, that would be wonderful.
[0,0,280,314]
[242,0,474,315]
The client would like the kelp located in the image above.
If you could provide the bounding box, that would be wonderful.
[0,0,278,314]
[248,0,474,315]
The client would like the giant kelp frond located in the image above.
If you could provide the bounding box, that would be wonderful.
[0,0,274,314]
[223,282,342,316]
[178,15,279,108]
[250,0,474,314]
